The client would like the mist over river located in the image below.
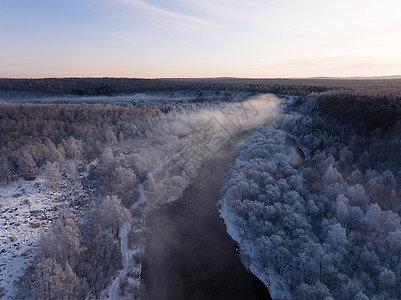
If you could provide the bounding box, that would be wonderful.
[142,129,272,300]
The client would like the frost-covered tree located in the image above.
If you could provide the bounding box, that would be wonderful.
[0,154,12,183]
[77,217,122,298]
[16,149,37,180]
[33,257,66,300]
[38,208,82,267]
[219,121,401,299]
[64,262,81,299]
[100,195,131,237]
[295,281,333,300]
[61,137,83,159]
[33,257,81,300]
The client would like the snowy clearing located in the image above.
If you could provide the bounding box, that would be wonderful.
[0,176,87,299]
[0,179,60,298]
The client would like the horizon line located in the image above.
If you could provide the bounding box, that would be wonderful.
[1,75,401,80]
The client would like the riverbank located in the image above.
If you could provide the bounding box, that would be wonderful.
[218,126,305,300]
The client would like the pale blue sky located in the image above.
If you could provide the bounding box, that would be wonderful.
[1,0,400,78]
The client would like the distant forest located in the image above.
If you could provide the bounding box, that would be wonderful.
[1,77,401,98]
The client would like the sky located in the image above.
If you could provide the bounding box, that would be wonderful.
[1,0,400,78]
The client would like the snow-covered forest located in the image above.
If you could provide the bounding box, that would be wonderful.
[0,90,279,299]
[219,92,401,299]
[1,78,401,299]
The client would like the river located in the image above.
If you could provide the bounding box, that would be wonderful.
[142,132,272,300]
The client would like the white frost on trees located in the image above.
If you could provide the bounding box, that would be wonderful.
[219,124,401,299]
[100,195,131,237]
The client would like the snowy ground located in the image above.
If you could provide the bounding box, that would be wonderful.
[0,177,87,299]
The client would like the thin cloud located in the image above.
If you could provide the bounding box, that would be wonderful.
[117,0,217,31]
[181,0,273,24]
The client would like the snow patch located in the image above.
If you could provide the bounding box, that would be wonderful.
[0,179,61,298]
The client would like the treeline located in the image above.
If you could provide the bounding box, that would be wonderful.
[0,78,173,96]
[1,77,400,98]
[0,77,336,98]
[0,78,237,97]
[315,92,401,133]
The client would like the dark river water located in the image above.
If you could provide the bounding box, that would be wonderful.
[143,136,271,300]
